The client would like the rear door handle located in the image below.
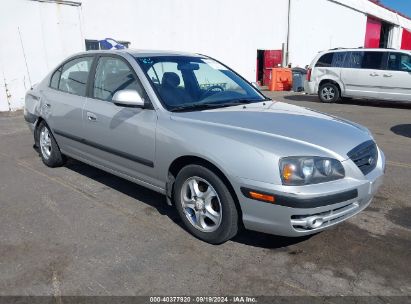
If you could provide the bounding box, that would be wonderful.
[383,74,393,77]
[369,73,379,77]
[87,112,97,122]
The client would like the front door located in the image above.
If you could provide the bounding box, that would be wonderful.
[82,55,158,186]
[378,52,411,101]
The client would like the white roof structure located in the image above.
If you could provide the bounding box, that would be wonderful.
[334,0,411,30]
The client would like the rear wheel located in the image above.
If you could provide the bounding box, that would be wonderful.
[174,165,238,244]
[319,83,340,103]
[37,121,66,167]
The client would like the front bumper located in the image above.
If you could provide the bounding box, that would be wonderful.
[234,149,385,237]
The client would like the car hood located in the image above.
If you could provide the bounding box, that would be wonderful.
[171,101,372,159]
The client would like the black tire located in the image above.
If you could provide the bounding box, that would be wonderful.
[318,83,340,103]
[174,164,239,244]
[36,121,66,167]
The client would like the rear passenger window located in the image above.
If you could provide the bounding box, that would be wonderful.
[361,52,384,70]
[59,57,94,96]
[345,52,364,69]
[315,53,334,67]
[331,52,347,67]
[50,67,62,89]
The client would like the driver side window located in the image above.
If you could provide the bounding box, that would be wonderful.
[93,57,144,102]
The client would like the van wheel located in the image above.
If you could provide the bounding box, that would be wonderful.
[174,165,239,244]
[37,121,66,167]
[319,83,340,103]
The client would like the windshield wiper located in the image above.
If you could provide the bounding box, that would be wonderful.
[170,103,226,112]
[220,98,271,104]
[170,98,271,112]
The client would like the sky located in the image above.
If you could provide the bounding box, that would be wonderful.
[380,0,411,18]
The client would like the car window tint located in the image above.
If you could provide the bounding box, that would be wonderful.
[331,52,346,67]
[315,53,334,67]
[362,52,384,69]
[387,53,411,72]
[93,57,144,101]
[345,51,364,69]
[50,67,62,89]
[193,62,240,92]
[59,57,93,96]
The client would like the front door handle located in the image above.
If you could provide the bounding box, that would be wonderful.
[369,72,379,77]
[87,112,97,122]
[383,74,393,77]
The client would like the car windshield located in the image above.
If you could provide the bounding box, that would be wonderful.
[136,56,266,111]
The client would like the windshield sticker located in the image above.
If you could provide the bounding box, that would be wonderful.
[202,59,228,70]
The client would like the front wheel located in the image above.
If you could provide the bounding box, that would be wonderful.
[174,165,239,244]
[319,83,340,103]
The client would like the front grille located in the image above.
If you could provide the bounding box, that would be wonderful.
[347,140,378,176]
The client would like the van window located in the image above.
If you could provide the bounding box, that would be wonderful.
[315,53,334,67]
[387,53,411,72]
[361,52,385,70]
[331,52,347,68]
[345,52,363,69]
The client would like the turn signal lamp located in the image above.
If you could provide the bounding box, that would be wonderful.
[282,163,296,181]
[249,191,275,203]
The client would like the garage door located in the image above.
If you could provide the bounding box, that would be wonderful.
[364,16,382,48]
[401,29,411,50]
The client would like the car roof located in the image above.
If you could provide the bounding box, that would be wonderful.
[322,48,410,53]
[74,49,204,58]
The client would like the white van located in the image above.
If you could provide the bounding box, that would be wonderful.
[305,48,411,103]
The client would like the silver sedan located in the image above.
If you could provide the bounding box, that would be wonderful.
[24,50,385,244]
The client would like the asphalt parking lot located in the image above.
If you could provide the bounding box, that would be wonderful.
[0,92,410,297]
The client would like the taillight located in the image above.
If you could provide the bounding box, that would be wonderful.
[306,68,312,81]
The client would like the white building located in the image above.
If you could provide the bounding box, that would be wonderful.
[1,0,411,111]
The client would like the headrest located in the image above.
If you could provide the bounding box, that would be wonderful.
[162,72,180,88]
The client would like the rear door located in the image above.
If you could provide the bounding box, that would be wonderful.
[82,55,158,186]
[340,51,385,98]
[378,52,411,101]
[45,56,95,155]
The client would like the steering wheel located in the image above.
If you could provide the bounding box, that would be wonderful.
[200,85,225,99]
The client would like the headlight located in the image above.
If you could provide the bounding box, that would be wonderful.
[279,157,345,186]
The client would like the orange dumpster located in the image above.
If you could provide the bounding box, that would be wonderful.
[268,68,292,91]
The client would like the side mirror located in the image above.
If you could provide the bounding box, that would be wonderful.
[112,90,145,108]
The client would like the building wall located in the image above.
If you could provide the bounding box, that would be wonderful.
[80,0,289,82]
[1,0,410,111]
[288,0,367,67]
[0,0,84,111]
